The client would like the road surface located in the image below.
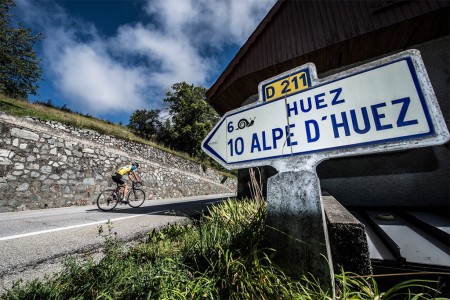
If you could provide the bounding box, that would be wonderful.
[0,193,234,293]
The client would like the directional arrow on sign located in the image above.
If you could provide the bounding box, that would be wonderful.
[202,50,449,170]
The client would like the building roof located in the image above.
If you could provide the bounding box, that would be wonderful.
[206,0,449,115]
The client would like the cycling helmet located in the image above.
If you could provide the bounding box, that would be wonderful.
[132,161,139,168]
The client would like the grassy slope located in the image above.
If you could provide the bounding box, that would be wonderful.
[0,95,234,177]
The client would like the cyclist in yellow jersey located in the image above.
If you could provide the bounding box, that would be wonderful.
[111,161,142,200]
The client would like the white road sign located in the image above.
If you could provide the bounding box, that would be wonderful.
[202,51,449,170]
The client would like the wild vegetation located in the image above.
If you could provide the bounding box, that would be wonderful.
[1,198,443,300]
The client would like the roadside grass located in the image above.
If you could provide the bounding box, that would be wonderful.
[0,95,234,178]
[0,94,137,138]
[1,199,443,300]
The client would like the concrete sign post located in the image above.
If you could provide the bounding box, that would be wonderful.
[202,50,449,293]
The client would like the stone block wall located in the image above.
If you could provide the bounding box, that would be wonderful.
[0,113,236,212]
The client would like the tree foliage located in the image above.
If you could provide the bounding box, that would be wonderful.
[127,109,162,140]
[163,82,219,157]
[128,82,219,158]
[0,0,43,99]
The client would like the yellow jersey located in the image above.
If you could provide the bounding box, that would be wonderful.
[116,165,136,176]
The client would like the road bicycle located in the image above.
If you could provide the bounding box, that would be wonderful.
[97,181,146,211]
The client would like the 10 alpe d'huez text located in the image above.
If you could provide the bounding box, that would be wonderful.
[227,86,419,157]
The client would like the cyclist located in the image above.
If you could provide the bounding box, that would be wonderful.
[111,161,142,201]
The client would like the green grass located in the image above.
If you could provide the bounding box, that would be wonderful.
[0,94,235,178]
[1,199,444,300]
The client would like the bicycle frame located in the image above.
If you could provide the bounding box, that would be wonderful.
[97,181,145,211]
[113,181,141,200]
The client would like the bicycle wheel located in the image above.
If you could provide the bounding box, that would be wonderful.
[97,190,119,211]
[127,189,146,208]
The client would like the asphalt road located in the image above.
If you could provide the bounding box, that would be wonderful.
[0,193,234,293]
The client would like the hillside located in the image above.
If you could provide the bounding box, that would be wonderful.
[0,94,232,177]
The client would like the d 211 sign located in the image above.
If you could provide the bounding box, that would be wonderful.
[202,50,449,170]
[260,66,312,102]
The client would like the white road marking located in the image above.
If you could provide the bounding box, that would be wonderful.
[0,214,142,242]
[0,196,229,242]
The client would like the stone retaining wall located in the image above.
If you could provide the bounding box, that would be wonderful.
[0,113,236,212]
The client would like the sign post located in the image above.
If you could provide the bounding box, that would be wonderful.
[202,50,449,294]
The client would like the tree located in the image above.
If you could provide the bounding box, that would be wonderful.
[163,82,219,157]
[128,109,162,140]
[156,118,175,147]
[0,0,43,99]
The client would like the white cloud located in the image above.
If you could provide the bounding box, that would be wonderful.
[113,24,210,88]
[228,1,272,41]
[13,0,276,116]
[144,0,275,45]
[52,44,147,114]
[38,23,150,114]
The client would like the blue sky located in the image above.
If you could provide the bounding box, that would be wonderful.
[12,0,276,124]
